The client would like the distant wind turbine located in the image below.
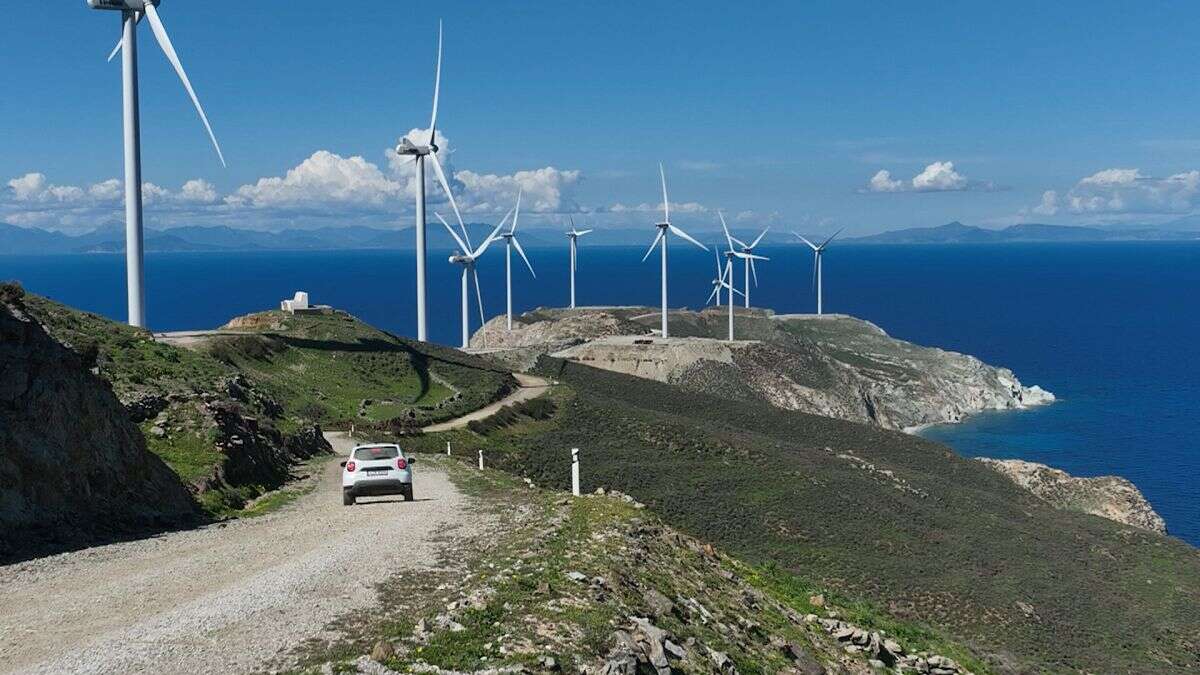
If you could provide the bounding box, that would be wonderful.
[719,212,769,309]
[705,248,744,342]
[499,190,536,330]
[642,164,708,337]
[566,219,593,309]
[394,20,464,343]
[92,0,226,328]
[438,213,507,350]
[794,230,843,315]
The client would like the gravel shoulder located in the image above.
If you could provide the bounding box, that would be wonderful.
[0,432,478,675]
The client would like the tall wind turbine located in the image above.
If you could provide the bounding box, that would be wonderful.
[719,212,770,309]
[794,230,843,315]
[719,213,770,308]
[706,248,744,341]
[641,164,707,338]
[91,0,225,328]
[394,21,464,343]
[499,190,536,330]
[565,219,592,309]
[438,213,506,350]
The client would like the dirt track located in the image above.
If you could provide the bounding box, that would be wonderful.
[0,432,477,675]
[423,372,552,432]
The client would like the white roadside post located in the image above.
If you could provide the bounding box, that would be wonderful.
[571,448,581,497]
[446,441,451,456]
[478,449,484,470]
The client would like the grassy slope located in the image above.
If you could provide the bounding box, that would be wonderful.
[205,311,515,428]
[291,455,985,675]
[410,359,1200,673]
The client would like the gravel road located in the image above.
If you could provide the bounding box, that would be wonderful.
[0,432,477,675]
[423,373,552,432]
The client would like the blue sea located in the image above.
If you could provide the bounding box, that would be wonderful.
[3,242,1198,545]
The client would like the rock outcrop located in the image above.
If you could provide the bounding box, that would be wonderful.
[0,285,196,555]
[471,307,1053,431]
[977,458,1166,532]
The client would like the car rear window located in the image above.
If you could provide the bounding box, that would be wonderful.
[353,446,401,460]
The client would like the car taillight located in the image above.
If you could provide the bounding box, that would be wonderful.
[396,458,408,470]
[346,461,356,472]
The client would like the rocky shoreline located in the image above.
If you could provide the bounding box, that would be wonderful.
[977,458,1167,532]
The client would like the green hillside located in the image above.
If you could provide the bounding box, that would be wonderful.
[203,310,517,429]
[413,357,1200,673]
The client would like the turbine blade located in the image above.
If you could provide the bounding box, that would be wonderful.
[794,232,819,251]
[473,266,485,326]
[719,211,735,252]
[428,20,442,145]
[706,283,720,305]
[577,229,593,236]
[821,228,844,249]
[512,236,536,278]
[107,11,143,62]
[659,162,670,224]
[428,151,469,244]
[473,212,510,258]
[510,188,523,234]
[750,257,759,287]
[812,251,819,291]
[669,224,708,251]
[713,248,722,278]
[143,3,225,167]
[641,229,665,263]
[749,226,770,249]
[435,212,470,253]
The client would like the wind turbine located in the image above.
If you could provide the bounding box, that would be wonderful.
[705,248,744,342]
[719,213,770,308]
[565,219,593,309]
[499,190,536,330]
[437,214,507,350]
[794,230,843,315]
[641,164,708,338]
[719,212,770,309]
[394,20,464,343]
[91,0,225,328]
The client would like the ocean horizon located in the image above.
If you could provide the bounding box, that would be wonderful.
[4,241,1198,545]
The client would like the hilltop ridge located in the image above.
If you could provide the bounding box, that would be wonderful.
[471,306,1053,432]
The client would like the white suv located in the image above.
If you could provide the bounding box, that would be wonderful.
[341,443,416,505]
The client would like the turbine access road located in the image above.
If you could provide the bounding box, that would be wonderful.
[0,432,486,675]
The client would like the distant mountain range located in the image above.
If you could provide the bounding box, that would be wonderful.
[4,218,1200,255]
[848,220,1200,245]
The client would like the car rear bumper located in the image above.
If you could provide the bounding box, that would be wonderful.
[346,478,409,497]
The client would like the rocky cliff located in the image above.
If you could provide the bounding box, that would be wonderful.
[977,458,1166,532]
[471,307,1053,431]
[0,285,196,555]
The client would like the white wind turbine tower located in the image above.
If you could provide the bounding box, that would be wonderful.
[719,213,770,308]
[394,21,464,343]
[91,0,226,328]
[438,213,507,350]
[499,190,536,330]
[706,248,744,341]
[794,229,843,315]
[641,164,708,338]
[565,218,593,309]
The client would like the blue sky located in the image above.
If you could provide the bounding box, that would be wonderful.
[3,1,1199,236]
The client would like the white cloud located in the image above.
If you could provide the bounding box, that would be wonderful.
[8,173,47,200]
[89,179,122,201]
[863,161,995,193]
[677,160,721,172]
[606,201,709,215]
[912,161,967,191]
[228,151,402,208]
[180,179,218,203]
[454,167,581,214]
[1033,168,1200,216]
[868,170,904,193]
[1033,190,1059,216]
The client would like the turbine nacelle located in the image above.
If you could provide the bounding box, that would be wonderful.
[88,0,156,10]
[395,136,436,156]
